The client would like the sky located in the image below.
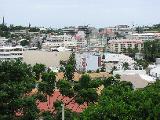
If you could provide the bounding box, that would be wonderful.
[0,0,160,28]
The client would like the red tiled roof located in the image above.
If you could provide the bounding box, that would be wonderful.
[37,90,88,113]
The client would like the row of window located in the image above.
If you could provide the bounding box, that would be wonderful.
[0,53,22,56]
[0,49,23,52]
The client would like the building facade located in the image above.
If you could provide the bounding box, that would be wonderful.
[108,39,143,53]
[0,46,23,60]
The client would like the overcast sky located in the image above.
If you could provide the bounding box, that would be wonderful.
[0,0,160,28]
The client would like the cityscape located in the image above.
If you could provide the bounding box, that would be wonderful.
[0,0,160,120]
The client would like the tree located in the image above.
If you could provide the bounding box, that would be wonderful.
[64,64,74,81]
[20,40,29,46]
[143,40,160,62]
[79,88,98,103]
[38,71,56,110]
[67,53,76,70]
[135,59,149,69]
[89,79,103,88]
[57,80,74,97]
[54,100,63,110]
[40,72,56,95]
[33,63,46,80]
[64,52,76,81]
[0,60,39,119]
[37,41,42,49]
[81,80,160,120]
[114,74,121,79]
[122,62,129,70]
[79,74,91,89]
[41,111,55,120]
[103,76,116,87]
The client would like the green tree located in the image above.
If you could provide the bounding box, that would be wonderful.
[79,88,98,103]
[64,64,74,81]
[114,74,121,79]
[20,40,29,46]
[143,40,160,62]
[57,80,74,97]
[103,76,116,87]
[79,74,91,89]
[0,60,38,119]
[33,63,46,80]
[122,62,129,70]
[37,41,42,49]
[41,111,55,120]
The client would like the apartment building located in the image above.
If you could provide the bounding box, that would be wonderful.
[0,46,23,60]
[108,39,143,53]
[0,37,8,46]
[42,34,77,50]
[129,33,155,41]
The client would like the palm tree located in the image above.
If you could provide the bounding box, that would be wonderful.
[122,62,129,70]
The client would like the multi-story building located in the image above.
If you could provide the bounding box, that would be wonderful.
[0,37,8,46]
[128,33,155,41]
[0,46,23,60]
[42,34,77,50]
[108,39,143,53]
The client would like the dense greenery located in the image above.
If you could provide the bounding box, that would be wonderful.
[1,58,160,119]
[143,40,160,62]
[0,60,38,119]
[64,53,76,81]
[81,79,160,120]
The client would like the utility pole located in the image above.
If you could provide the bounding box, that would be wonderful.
[61,104,64,120]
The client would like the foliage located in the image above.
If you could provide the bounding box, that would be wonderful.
[79,88,98,103]
[79,74,91,89]
[20,40,29,46]
[29,27,40,32]
[40,71,56,96]
[41,111,55,120]
[122,62,129,70]
[96,69,100,73]
[54,100,63,110]
[103,76,116,87]
[33,63,46,80]
[64,64,74,81]
[0,60,38,119]
[81,80,160,120]
[67,53,76,70]
[135,59,149,69]
[54,108,78,120]
[114,74,121,79]
[59,66,65,72]
[87,70,92,73]
[64,53,76,81]
[37,41,42,49]
[0,24,10,38]
[57,80,74,97]
[89,79,103,88]
[143,40,160,62]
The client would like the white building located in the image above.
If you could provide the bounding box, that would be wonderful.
[75,31,87,49]
[104,53,135,71]
[42,34,77,50]
[0,46,23,60]
[75,52,136,72]
[76,52,101,71]
[129,33,155,41]
[0,37,8,46]
[108,39,143,53]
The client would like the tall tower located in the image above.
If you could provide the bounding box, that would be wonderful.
[2,16,5,25]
